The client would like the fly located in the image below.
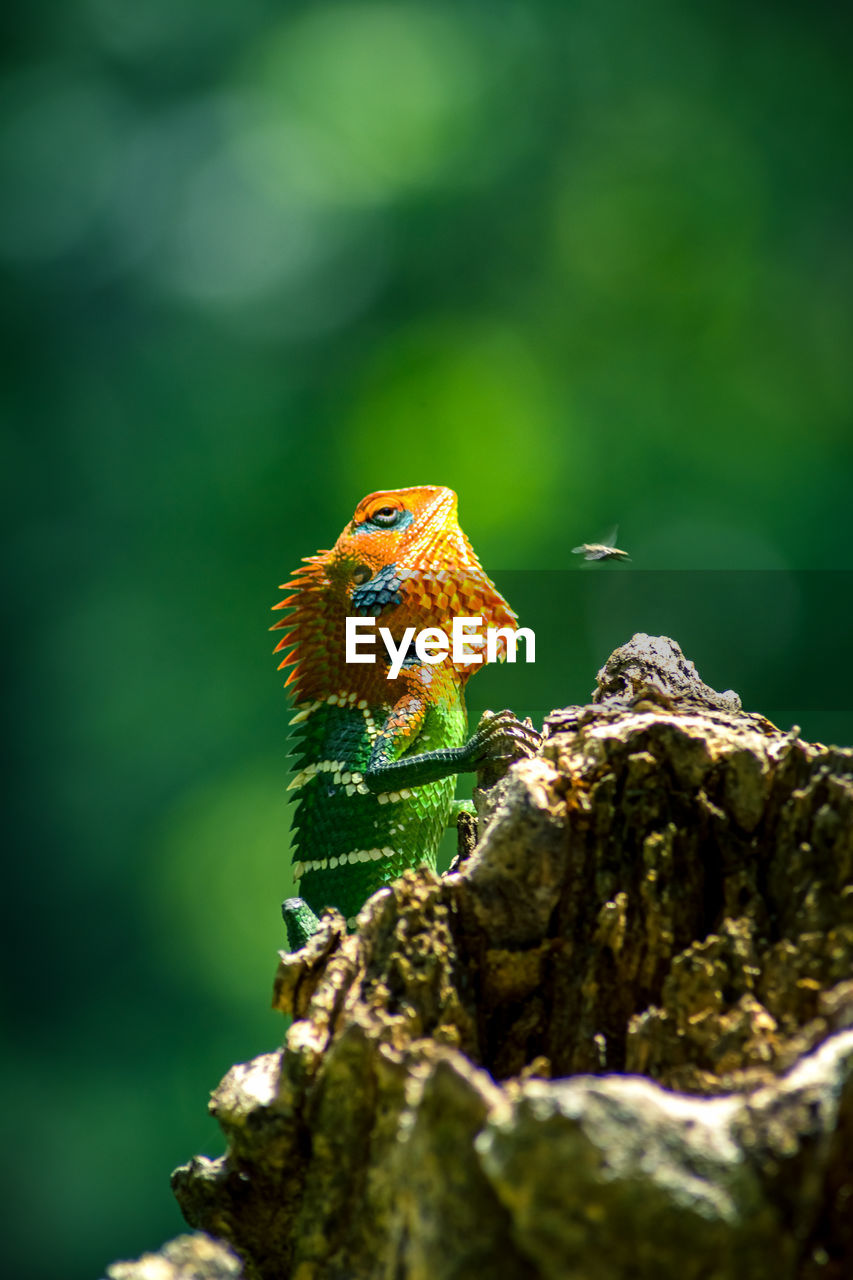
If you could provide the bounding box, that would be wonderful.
[572,526,631,562]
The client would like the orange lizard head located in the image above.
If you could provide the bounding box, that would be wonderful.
[271,486,518,703]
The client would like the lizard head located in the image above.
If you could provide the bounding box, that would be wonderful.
[272,486,518,699]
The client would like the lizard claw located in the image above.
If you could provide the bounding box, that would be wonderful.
[470,708,541,785]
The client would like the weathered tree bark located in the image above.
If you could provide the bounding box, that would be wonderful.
[108,636,853,1280]
[106,1233,243,1280]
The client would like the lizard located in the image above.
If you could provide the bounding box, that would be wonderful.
[271,484,540,950]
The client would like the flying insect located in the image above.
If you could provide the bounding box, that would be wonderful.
[572,526,631,562]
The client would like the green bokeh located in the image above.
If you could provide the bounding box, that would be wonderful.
[3,2,853,1276]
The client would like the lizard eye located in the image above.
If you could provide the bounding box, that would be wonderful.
[371,506,401,527]
[352,564,371,585]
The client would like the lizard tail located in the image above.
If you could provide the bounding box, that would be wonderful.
[282,896,321,951]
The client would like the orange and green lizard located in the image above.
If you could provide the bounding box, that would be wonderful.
[272,485,539,949]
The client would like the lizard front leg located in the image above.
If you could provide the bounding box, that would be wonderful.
[363,700,541,793]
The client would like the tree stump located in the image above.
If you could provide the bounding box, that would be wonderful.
[108,635,853,1280]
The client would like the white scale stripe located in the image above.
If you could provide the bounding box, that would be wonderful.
[287,760,354,792]
[291,762,415,800]
[376,788,413,804]
[293,847,398,878]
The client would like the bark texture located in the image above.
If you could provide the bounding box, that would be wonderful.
[122,636,853,1279]
[104,1233,243,1280]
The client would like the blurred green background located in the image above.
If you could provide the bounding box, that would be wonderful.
[3,1,853,1275]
